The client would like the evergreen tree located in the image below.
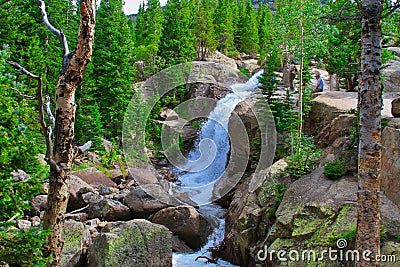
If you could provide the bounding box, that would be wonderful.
[193,0,217,60]
[135,3,146,46]
[144,0,164,48]
[81,0,136,139]
[214,0,235,55]
[236,0,259,55]
[257,2,274,62]
[159,0,196,66]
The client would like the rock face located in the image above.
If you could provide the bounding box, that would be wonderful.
[254,168,400,267]
[123,184,180,219]
[151,206,212,250]
[382,118,400,207]
[221,159,289,266]
[71,167,117,188]
[127,167,158,185]
[317,114,357,145]
[236,58,260,74]
[87,219,172,267]
[383,59,400,93]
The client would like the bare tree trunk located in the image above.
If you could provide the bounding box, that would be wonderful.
[40,1,96,266]
[356,0,382,266]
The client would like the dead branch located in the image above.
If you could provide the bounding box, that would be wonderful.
[6,60,39,79]
[44,96,55,131]
[10,87,36,100]
[36,0,69,67]
[77,141,92,153]
[195,255,218,264]
[67,205,89,215]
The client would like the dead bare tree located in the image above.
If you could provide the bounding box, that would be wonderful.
[8,0,95,265]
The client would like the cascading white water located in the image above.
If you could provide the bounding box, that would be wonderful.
[172,71,264,266]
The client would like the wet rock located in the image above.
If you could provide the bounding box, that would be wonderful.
[87,198,131,221]
[30,194,47,216]
[87,219,172,267]
[71,167,116,188]
[61,220,91,267]
[123,184,180,219]
[68,175,95,211]
[172,235,194,253]
[151,206,212,250]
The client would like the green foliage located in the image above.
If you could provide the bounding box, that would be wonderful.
[273,182,287,203]
[0,226,51,267]
[285,134,321,179]
[193,0,217,60]
[236,0,259,55]
[324,158,347,180]
[214,0,236,55]
[0,48,49,267]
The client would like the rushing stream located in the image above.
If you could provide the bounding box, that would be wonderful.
[172,71,264,266]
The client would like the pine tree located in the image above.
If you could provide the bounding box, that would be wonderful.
[144,0,164,48]
[159,0,196,66]
[257,2,273,61]
[193,0,217,60]
[82,0,136,139]
[214,0,235,55]
[135,3,146,46]
[236,0,259,55]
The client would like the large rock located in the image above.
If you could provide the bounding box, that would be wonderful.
[382,118,400,207]
[151,206,212,250]
[88,198,131,221]
[68,175,95,211]
[61,220,92,267]
[87,219,172,267]
[206,50,238,70]
[123,184,180,218]
[71,167,117,188]
[383,59,400,93]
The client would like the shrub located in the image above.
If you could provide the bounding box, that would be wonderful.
[324,159,347,180]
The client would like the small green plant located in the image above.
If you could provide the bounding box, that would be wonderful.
[324,159,347,180]
[396,234,400,242]
[274,182,287,203]
[381,118,390,130]
[239,67,251,77]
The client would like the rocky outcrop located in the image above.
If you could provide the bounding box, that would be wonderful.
[383,59,400,93]
[317,114,357,145]
[30,194,47,216]
[87,219,172,267]
[382,118,400,207]
[71,167,117,188]
[254,168,400,267]
[221,159,289,266]
[151,206,212,250]
[236,59,260,74]
[206,50,238,70]
[123,184,181,219]
[126,167,159,185]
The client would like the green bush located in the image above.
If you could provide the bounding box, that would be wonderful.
[324,159,347,180]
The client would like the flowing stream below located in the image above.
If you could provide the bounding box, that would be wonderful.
[172,71,263,266]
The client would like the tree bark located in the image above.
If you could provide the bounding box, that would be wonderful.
[356,0,382,266]
[41,1,95,266]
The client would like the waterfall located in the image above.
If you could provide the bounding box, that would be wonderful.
[172,70,264,266]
